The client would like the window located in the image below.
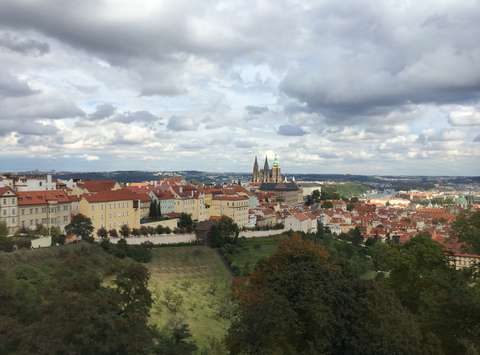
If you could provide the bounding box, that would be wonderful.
[30,208,33,214]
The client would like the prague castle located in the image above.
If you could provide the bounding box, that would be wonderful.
[252,155,282,183]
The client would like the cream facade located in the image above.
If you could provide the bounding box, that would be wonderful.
[210,195,249,227]
[79,194,141,234]
[17,191,74,232]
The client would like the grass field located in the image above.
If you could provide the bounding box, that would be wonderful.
[227,235,287,275]
[147,246,232,350]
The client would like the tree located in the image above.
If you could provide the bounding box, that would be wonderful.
[140,226,149,236]
[210,216,240,248]
[109,229,119,238]
[227,235,433,355]
[119,224,131,238]
[372,233,480,354]
[97,227,108,239]
[321,201,333,209]
[0,236,14,252]
[0,221,9,238]
[452,211,480,253]
[149,200,159,219]
[178,213,194,232]
[311,189,321,202]
[65,214,94,242]
[153,318,197,355]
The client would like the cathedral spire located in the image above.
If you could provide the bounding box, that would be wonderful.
[263,156,270,182]
[252,156,259,182]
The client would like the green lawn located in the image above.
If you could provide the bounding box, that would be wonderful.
[148,246,232,350]
[227,235,287,275]
[333,182,370,198]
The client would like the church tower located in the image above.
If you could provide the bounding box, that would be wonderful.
[252,156,259,182]
[271,154,281,183]
[263,156,270,183]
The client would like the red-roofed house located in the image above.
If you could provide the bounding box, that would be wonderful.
[73,179,121,195]
[79,189,143,233]
[17,190,75,231]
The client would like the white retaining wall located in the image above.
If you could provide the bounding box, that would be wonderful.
[109,233,197,245]
[239,229,287,239]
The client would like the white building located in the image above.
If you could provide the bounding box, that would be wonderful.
[285,212,318,234]
[0,187,18,235]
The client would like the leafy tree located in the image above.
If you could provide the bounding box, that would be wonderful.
[0,221,9,238]
[178,213,194,232]
[321,201,333,209]
[109,229,119,238]
[153,318,197,355]
[97,227,108,239]
[0,236,14,252]
[34,224,49,237]
[156,225,165,235]
[132,228,141,237]
[311,189,321,202]
[372,233,480,354]
[119,224,131,238]
[65,214,94,242]
[140,226,149,236]
[452,210,480,253]
[227,235,431,354]
[210,216,240,248]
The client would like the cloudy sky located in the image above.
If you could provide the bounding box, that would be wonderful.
[0,0,479,175]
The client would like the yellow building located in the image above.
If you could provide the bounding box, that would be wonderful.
[210,194,249,227]
[79,190,142,233]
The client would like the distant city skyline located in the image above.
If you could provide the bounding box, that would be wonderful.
[0,1,479,175]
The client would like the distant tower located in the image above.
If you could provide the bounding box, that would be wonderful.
[263,156,270,183]
[252,156,259,182]
[271,154,281,183]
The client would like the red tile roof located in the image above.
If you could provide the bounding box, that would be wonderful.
[82,189,145,203]
[0,186,15,196]
[78,180,118,193]
[17,190,71,206]
[212,194,248,201]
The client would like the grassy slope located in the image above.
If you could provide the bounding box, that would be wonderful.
[228,235,287,275]
[148,246,232,349]
[333,182,370,198]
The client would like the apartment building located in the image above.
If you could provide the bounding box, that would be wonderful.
[0,187,18,235]
[210,194,249,227]
[0,174,56,191]
[79,190,142,233]
[17,190,74,232]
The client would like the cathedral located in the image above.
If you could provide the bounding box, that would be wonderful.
[252,155,282,183]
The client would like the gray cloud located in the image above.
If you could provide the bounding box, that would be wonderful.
[0,120,58,136]
[167,116,197,131]
[0,32,49,56]
[88,103,116,120]
[0,96,85,120]
[0,71,37,97]
[474,134,480,143]
[246,105,269,115]
[278,124,306,136]
[111,110,161,124]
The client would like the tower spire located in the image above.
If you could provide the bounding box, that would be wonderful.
[252,156,259,182]
[263,156,270,182]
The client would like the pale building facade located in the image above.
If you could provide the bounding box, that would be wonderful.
[0,187,18,235]
[17,190,74,232]
[79,190,142,233]
[210,195,249,227]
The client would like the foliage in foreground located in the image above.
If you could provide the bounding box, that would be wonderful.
[0,244,198,355]
[227,236,436,355]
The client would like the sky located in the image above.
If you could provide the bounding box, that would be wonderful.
[0,0,479,175]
